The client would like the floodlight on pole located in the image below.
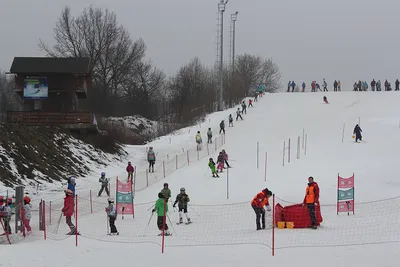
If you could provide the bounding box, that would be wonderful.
[217,0,229,111]
[230,11,238,74]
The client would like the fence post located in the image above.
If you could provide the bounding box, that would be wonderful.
[226,166,229,199]
[187,150,189,166]
[264,152,267,182]
[297,136,300,159]
[302,128,305,149]
[256,141,259,169]
[305,134,308,155]
[215,138,217,151]
[197,149,199,161]
[288,138,291,163]
[75,195,78,247]
[43,200,46,240]
[163,161,166,178]
[90,190,93,213]
[146,169,149,187]
[282,141,285,166]
[176,155,178,169]
[49,201,52,225]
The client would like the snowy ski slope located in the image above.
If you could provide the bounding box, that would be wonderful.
[2,91,400,267]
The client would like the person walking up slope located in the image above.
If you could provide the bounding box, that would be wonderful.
[251,188,272,230]
[303,176,320,229]
[195,131,202,150]
[228,114,234,127]
[353,124,362,143]
[105,198,119,235]
[147,147,156,172]
[208,158,219,178]
[161,183,171,201]
[236,108,243,121]
[173,187,191,225]
[219,120,225,134]
[152,193,171,236]
[217,152,225,173]
[98,172,110,197]
[22,196,32,234]
[62,189,77,235]
[207,128,213,144]
[126,162,134,181]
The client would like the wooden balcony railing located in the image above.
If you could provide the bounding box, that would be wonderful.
[7,111,94,125]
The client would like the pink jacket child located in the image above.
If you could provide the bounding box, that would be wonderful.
[217,152,225,172]
[126,162,134,180]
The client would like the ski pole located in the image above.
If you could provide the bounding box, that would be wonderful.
[147,204,155,211]
[189,205,201,217]
[54,212,63,234]
[166,213,176,235]
[147,212,154,226]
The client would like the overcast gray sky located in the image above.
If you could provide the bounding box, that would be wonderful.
[1,0,399,91]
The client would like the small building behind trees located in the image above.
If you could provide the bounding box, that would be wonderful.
[6,57,97,132]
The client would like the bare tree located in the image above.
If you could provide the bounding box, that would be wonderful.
[0,72,20,121]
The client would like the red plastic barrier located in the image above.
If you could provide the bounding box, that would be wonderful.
[275,203,323,228]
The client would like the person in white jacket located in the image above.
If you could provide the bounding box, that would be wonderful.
[22,196,32,233]
[105,198,118,235]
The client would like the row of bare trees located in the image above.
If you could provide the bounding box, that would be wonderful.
[4,6,281,126]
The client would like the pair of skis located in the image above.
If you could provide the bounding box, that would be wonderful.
[177,221,193,225]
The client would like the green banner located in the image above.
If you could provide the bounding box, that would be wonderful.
[116,192,133,204]
[338,188,354,201]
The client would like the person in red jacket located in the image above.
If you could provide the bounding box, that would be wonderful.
[126,162,134,181]
[303,176,320,229]
[251,188,272,230]
[62,189,76,235]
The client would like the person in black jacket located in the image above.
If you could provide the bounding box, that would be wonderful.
[219,120,225,134]
[353,124,362,143]
[173,187,191,224]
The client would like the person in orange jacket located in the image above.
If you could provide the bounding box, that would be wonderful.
[303,176,320,229]
[251,188,272,230]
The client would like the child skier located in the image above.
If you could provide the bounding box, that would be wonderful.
[0,196,12,235]
[161,183,171,201]
[208,158,219,178]
[62,189,76,235]
[152,193,171,236]
[323,96,329,104]
[98,172,110,197]
[219,120,225,134]
[236,108,243,121]
[248,99,253,107]
[126,161,134,181]
[105,198,119,235]
[173,187,191,224]
[207,128,213,144]
[195,131,202,150]
[228,114,233,127]
[222,149,231,168]
[241,101,247,114]
[147,147,156,173]
[22,196,32,233]
[67,177,76,196]
[217,152,225,173]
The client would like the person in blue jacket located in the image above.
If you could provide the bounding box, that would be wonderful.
[67,177,76,196]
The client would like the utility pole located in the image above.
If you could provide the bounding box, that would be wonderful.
[217,0,228,111]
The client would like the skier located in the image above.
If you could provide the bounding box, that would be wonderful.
[311,81,316,92]
[228,114,233,127]
[0,196,12,235]
[302,81,306,92]
[67,176,76,196]
[217,152,225,173]
[98,172,110,197]
[236,108,243,121]
[161,183,171,201]
[323,79,328,92]
[126,162,134,181]
[371,79,376,91]
[248,99,253,107]
[207,128,213,144]
[147,147,156,173]
[105,198,119,235]
[333,80,338,91]
[173,187,191,224]
[62,189,76,235]
[323,96,329,104]
[353,124,362,143]
[291,81,296,92]
[152,193,171,236]
[208,158,219,178]
[195,131,202,150]
[22,196,32,233]
[396,79,400,91]
[219,120,225,134]
[251,188,272,230]
[241,101,247,114]
[302,176,320,229]
[221,149,231,168]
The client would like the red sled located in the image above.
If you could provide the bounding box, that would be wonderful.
[275,203,323,228]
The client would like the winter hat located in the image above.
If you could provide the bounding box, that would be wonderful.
[24,196,31,204]
[262,188,269,195]
[107,197,114,203]
[158,192,164,198]
[164,183,168,187]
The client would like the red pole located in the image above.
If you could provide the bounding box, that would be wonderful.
[76,194,78,246]
[337,174,339,215]
[90,190,93,214]
[176,155,178,169]
[43,200,47,240]
[49,201,52,225]
[272,194,275,256]
[21,200,25,237]
[162,198,166,253]
[288,138,291,163]
[163,161,166,178]
[146,169,149,187]
[264,152,267,182]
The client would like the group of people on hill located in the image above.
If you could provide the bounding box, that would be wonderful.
[208,149,230,178]
[354,79,400,91]
[0,195,32,236]
[288,79,338,92]
[252,176,320,230]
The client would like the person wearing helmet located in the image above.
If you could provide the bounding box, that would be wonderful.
[126,162,134,181]
[152,192,171,236]
[161,183,171,201]
[62,189,76,235]
[251,188,272,230]
[147,147,156,173]
[0,196,12,235]
[208,158,219,178]
[195,131,202,151]
[105,198,119,235]
[67,177,76,196]
[173,187,191,224]
[22,196,32,233]
[98,172,110,197]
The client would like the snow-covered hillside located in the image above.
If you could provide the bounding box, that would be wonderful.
[2,92,400,267]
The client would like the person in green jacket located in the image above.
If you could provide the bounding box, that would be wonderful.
[208,158,219,178]
[152,192,171,236]
[161,183,171,201]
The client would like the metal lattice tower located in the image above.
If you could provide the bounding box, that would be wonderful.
[216,0,228,111]
[215,11,222,68]
[229,12,238,73]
